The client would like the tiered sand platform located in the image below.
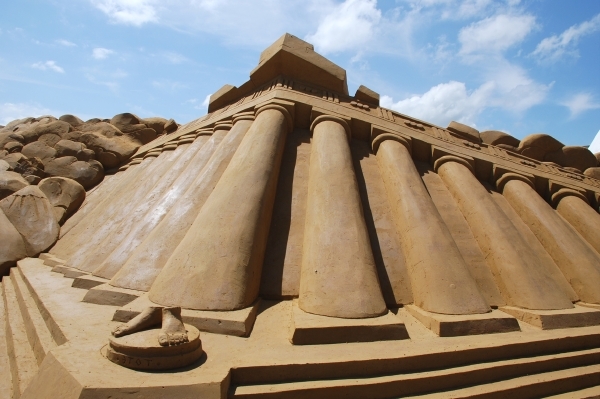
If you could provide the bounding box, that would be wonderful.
[2,257,600,399]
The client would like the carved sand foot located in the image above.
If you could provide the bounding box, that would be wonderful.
[158,307,188,346]
[112,306,162,338]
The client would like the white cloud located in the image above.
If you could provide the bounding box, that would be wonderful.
[305,0,381,54]
[92,47,115,59]
[56,39,77,47]
[381,61,551,127]
[532,13,600,63]
[561,93,600,118]
[160,51,187,64]
[151,79,187,91]
[89,0,335,48]
[86,74,119,91]
[382,81,488,127]
[441,0,493,20]
[459,13,536,56]
[31,60,65,73]
[0,102,53,126]
[91,0,157,26]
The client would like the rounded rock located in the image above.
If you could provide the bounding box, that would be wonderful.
[39,176,86,223]
[480,130,520,147]
[55,139,85,158]
[584,167,600,180]
[0,171,29,200]
[0,186,59,256]
[22,141,57,161]
[545,146,597,172]
[59,114,84,128]
[0,208,27,275]
[518,133,564,161]
[44,156,104,189]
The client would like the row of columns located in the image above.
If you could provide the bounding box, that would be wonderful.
[148,103,292,310]
[110,113,256,291]
[51,140,186,271]
[145,108,600,317]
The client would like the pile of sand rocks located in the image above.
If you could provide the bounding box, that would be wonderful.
[0,113,179,274]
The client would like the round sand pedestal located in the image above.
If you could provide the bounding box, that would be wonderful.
[106,324,202,370]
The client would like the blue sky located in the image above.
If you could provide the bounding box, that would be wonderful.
[1,0,599,146]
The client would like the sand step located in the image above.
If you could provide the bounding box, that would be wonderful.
[407,364,600,398]
[16,264,67,347]
[1,278,39,398]
[10,269,57,365]
[543,384,600,398]
[0,281,14,399]
[229,348,600,399]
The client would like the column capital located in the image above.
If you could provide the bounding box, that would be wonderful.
[232,111,255,125]
[195,128,213,137]
[255,103,294,133]
[144,149,162,159]
[176,133,196,146]
[433,154,474,174]
[213,120,233,133]
[372,132,412,155]
[496,172,535,193]
[551,187,589,207]
[160,143,178,152]
[310,114,351,141]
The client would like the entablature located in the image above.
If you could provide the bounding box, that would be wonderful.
[131,74,600,206]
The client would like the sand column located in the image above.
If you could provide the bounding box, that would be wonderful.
[436,157,573,310]
[499,177,600,304]
[555,189,600,255]
[374,135,489,315]
[148,103,292,310]
[299,115,386,319]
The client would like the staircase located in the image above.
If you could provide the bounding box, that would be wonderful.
[0,266,67,398]
[229,334,600,399]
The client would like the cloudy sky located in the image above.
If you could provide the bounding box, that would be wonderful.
[1,0,599,145]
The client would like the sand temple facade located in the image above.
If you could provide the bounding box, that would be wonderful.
[2,33,600,398]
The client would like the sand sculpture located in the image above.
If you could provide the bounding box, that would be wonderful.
[2,33,600,398]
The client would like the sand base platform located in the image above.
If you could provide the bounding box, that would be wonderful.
[113,293,260,337]
[105,324,203,370]
[501,305,600,330]
[406,305,521,337]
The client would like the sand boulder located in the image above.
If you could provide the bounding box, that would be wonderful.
[0,209,27,275]
[39,176,86,223]
[44,156,104,189]
[0,171,29,200]
[0,186,59,256]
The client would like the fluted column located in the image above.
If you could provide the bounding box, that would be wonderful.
[65,137,203,272]
[436,157,573,310]
[555,189,600,255]
[110,113,254,291]
[58,160,137,238]
[148,103,292,310]
[375,135,489,315]
[500,178,600,304]
[50,147,168,267]
[299,115,386,319]
[90,128,223,279]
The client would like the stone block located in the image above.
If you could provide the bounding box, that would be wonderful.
[113,294,260,337]
[500,305,600,330]
[82,283,140,307]
[72,274,107,290]
[289,301,408,345]
[405,305,520,337]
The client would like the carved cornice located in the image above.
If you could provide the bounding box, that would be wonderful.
[128,75,600,204]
